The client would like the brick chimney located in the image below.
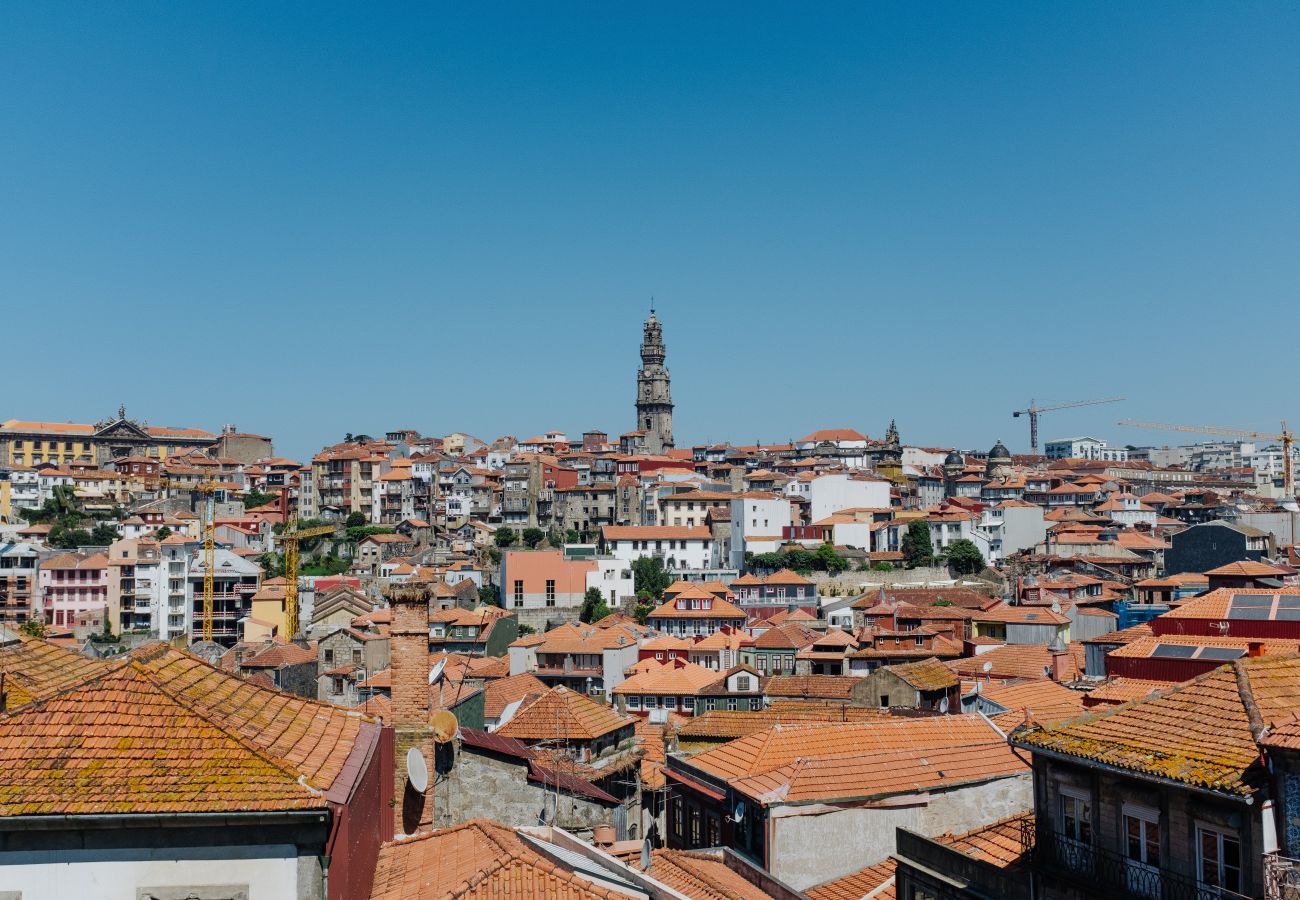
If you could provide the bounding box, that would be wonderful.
[1048,636,1072,683]
[389,581,434,835]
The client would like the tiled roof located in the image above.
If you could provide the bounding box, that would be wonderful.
[970,603,1070,626]
[1085,677,1171,706]
[1161,588,1300,622]
[601,526,711,541]
[497,686,633,742]
[370,818,624,899]
[483,672,548,719]
[764,675,861,700]
[0,649,375,815]
[647,595,747,620]
[0,636,114,709]
[934,811,1034,868]
[752,622,821,650]
[239,641,317,669]
[687,716,1004,781]
[635,719,667,790]
[946,643,1085,682]
[806,860,896,900]
[735,738,1025,803]
[612,661,722,696]
[641,849,773,899]
[676,706,889,740]
[1203,560,1287,577]
[885,657,959,692]
[1108,635,1300,662]
[1015,655,1300,795]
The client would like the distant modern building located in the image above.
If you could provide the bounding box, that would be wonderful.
[1044,436,1129,461]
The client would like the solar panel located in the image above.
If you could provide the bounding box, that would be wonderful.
[1227,608,1272,620]
[1230,594,1273,608]
[1276,597,1300,609]
[1198,647,1245,661]
[1152,644,1199,658]
[1275,610,1300,621]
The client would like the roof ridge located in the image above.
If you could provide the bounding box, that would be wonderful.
[128,660,331,795]
[1232,659,1267,741]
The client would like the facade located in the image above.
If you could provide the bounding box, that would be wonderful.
[600,525,717,573]
[0,411,216,467]
[39,551,109,630]
[1045,436,1130,461]
[186,547,262,644]
[635,310,674,454]
[0,542,39,626]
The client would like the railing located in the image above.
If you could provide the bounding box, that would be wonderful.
[1034,827,1252,900]
[1264,852,1300,900]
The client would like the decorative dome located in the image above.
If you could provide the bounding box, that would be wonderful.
[988,440,1011,461]
[944,449,963,467]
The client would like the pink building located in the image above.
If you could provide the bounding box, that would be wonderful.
[40,551,109,628]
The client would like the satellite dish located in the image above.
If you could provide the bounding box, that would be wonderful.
[406,747,429,793]
[429,658,446,685]
[640,837,653,871]
[497,697,524,729]
[939,696,949,714]
[733,800,746,823]
[542,792,557,824]
[432,709,458,743]
[982,661,993,673]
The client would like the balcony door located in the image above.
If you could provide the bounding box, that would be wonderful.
[1196,825,1242,897]
[1124,805,1162,899]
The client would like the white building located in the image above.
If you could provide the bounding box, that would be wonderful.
[5,468,40,513]
[975,501,1047,563]
[729,494,793,568]
[805,473,891,523]
[1044,437,1129,462]
[599,525,717,573]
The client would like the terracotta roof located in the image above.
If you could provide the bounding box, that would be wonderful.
[635,719,668,789]
[675,706,890,740]
[752,622,821,650]
[934,811,1034,868]
[1016,655,1300,795]
[601,526,712,541]
[799,428,869,443]
[483,672,548,719]
[239,641,317,669]
[971,602,1070,626]
[807,860,896,900]
[370,818,625,899]
[496,686,633,742]
[613,661,722,696]
[884,657,959,692]
[687,716,1004,782]
[641,849,773,899]
[648,595,747,621]
[947,644,1086,682]
[0,636,115,709]
[0,645,376,816]
[764,675,861,700]
[1162,588,1300,622]
[1203,560,1287,577]
[1085,677,1171,706]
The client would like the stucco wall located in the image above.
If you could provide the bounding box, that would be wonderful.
[0,846,310,900]
[768,773,1032,889]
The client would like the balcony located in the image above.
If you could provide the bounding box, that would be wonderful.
[1034,826,1252,900]
[1264,852,1300,900]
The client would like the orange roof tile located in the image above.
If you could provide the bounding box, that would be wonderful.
[763,675,862,700]
[496,686,633,742]
[807,860,896,900]
[1016,655,1300,795]
[0,636,115,709]
[613,661,722,696]
[648,595,747,621]
[1203,560,1287,577]
[884,657,959,692]
[483,672,548,720]
[675,706,889,741]
[947,644,1085,682]
[370,818,625,900]
[934,811,1034,868]
[1085,677,1171,706]
[640,849,773,899]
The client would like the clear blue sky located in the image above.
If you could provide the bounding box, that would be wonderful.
[3,3,1297,462]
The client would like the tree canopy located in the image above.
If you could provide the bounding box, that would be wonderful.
[946,539,985,575]
[631,556,672,600]
[901,520,934,569]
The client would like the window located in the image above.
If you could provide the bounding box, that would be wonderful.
[626,695,641,710]
[726,698,737,710]
[671,797,684,837]
[545,579,556,606]
[689,806,702,846]
[324,649,335,665]
[735,675,751,692]
[514,580,524,602]
[1123,805,1161,898]
[331,676,344,694]
[682,695,694,710]
[643,695,658,709]
[1060,788,1092,843]
[1197,825,1241,894]
[352,649,362,665]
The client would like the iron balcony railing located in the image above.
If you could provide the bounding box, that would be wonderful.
[1033,824,1252,900]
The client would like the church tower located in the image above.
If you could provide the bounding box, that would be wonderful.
[636,309,674,454]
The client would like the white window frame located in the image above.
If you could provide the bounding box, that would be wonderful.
[626,694,641,710]
[1195,822,1242,895]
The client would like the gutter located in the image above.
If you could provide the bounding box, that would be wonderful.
[1007,740,1256,805]
[0,810,330,832]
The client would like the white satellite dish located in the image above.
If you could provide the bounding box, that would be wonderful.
[939,696,949,714]
[982,661,993,673]
[733,800,746,823]
[406,747,429,793]
[428,658,446,685]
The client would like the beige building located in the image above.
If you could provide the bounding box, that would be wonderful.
[0,410,215,467]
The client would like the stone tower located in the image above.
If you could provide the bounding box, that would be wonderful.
[389,581,434,836]
[636,309,674,453]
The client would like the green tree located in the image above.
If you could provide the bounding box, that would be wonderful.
[632,601,655,625]
[579,587,605,623]
[154,525,173,540]
[749,552,785,571]
[478,584,500,607]
[784,548,815,575]
[932,597,955,607]
[901,520,934,569]
[345,511,367,528]
[565,529,581,544]
[20,619,46,638]
[521,527,545,549]
[631,556,671,600]
[869,561,894,571]
[815,543,848,575]
[494,528,517,548]
[946,539,985,575]
[242,490,279,510]
[90,523,120,546]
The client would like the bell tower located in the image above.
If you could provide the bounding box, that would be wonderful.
[636,307,674,454]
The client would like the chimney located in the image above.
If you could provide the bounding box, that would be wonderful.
[1048,636,1071,682]
[389,582,435,835]
[1248,641,1265,658]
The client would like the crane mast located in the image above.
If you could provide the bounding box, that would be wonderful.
[1012,397,1125,453]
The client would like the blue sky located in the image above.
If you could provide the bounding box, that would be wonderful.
[3,3,1297,462]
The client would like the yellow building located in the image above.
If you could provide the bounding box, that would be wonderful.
[0,409,215,468]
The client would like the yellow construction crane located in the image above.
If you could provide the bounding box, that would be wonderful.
[279,513,335,639]
[196,480,219,642]
[1119,419,1295,496]
[1012,398,1125,454]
